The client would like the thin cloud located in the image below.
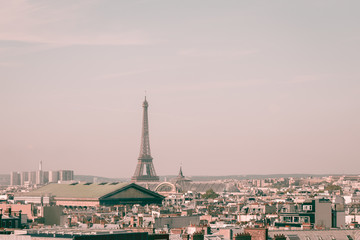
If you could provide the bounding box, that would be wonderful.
[0,61,19,67]
[153,74,331,94]
[0,1,157,48]
[98,69,154,80]
[153,78,272,93]
[177,48,259,57]
[0,32,154,47]
[286,74,330,84]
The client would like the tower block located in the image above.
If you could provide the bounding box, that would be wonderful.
[131,97,159,182]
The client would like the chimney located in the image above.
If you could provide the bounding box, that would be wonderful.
[130,216,136,227]
[182,233,189,240]
[137,216,143,227]
[0,208,3,228]
[67,216,72,227]
[18,210,22,228]
[92,215,97,224]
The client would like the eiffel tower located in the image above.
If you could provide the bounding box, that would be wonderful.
[131,97,159,182]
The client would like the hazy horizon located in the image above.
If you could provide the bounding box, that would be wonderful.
[1,1,359,178]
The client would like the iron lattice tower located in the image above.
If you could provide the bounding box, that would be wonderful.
[131,97,159,182]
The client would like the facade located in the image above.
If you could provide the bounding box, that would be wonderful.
[276,199,333,229]
[0,207,23,229]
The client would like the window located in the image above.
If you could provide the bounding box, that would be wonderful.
[303,205,312,211]
[303,217,309,223]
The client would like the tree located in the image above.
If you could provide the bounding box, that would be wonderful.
[325,184,342,193]
[202,189,219,199]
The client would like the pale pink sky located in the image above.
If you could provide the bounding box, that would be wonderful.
[1,1,360,177]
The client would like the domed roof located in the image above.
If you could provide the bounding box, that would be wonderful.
[154,182,177,193]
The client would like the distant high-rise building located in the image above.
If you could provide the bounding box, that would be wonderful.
[20,171,29,185]
[43,171,49,184]
[0,175,10,186]
[9,161,74,186]
[48,170,59,183]
[35,161,45,185]
[10,172,20,186]
[59,170,74,181]
[28,171,36,185]
[36,170,43,185]
[132,97,159,182]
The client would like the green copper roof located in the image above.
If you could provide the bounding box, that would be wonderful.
[21,182,130,199]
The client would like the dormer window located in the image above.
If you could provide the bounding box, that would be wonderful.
[303,205,312,211]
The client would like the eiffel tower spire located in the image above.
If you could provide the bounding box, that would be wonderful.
[139,96,151,159]
[131,97,159,182]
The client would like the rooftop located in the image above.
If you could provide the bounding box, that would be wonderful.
[18,182,129,199]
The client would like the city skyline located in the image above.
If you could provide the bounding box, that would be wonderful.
[1,1,360,177]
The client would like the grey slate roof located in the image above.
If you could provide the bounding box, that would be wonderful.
[18,182,130,199]
[269,229,360,240]
[138,181,239,193]
[184,182,240,193]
